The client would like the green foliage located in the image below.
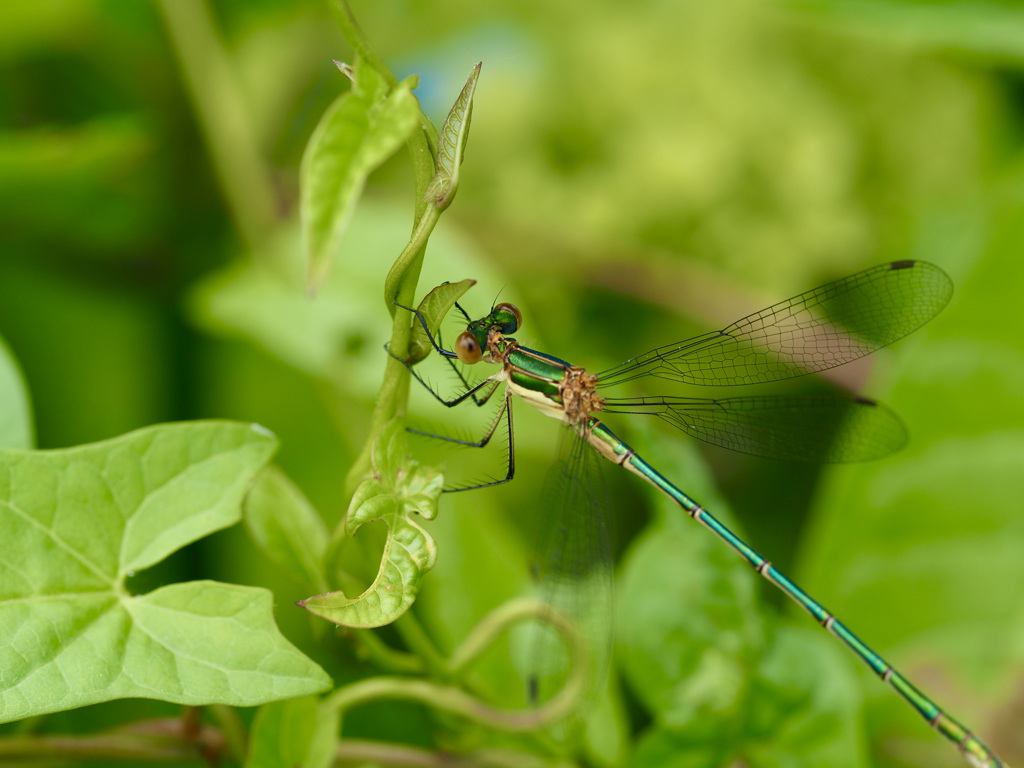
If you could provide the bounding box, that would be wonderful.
[302,421,443,628]
[0,334,32,450]
[799,180,1024,765]
[1,1,1022,767]
[246,465,331,595]
[300,58,419,293]
[630,625,865,768]
[618,437,767,731]
[245,695,340,768]
[425,62,481,211]
[0,422,329,722]
[408,278,477,363]
[619,431,865,767]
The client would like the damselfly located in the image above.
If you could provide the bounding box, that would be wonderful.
[394,260,1006,768]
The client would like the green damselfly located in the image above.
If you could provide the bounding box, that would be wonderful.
[393,260,1007,768]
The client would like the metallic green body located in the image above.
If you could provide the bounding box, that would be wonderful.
[428,266,1005,768]
[506,347,569,402]
[507,347,568,380]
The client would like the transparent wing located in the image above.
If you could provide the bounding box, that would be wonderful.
[523,430,613,719]
[597,260,952,388]
[602,394,907,462]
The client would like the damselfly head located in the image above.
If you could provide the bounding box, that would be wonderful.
[492,302,522,334]
[455,302,521,364]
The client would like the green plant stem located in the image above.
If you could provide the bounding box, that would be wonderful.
[328,0,439,303]
[352,627,426,675]
[394,609,449,678]
[0,720,225,763]
[344,157,441,497]
[157,0,278,252]
[324,675,577,733]
[328,0,439,155]
[322,598,590,734]
[408,128,438,216]
[383,204,440,315]
[446,598,552,679]
[330,0,444,497]
[328,0,397,90]
[208,705,246,764]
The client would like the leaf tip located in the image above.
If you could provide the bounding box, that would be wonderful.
[305,258,330,297]
[250,423,275,439]
[333,60,354,82]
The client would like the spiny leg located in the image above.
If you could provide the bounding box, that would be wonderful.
[386,341,498,407]
[409,385,508,448]
[427,315,493,406]
[412,389,516,493]
[439,352,495,407]
[390,299,513,489]
[389,300,494,406]
[394,299,458,359]
[452,300,472,323]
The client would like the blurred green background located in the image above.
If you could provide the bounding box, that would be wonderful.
[1,0,1022,766]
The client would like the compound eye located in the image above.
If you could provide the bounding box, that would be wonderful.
[455,331,483,364]
[494,302,522,332]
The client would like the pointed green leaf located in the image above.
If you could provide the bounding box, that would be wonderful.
[301,59,420,293]
[300,422,442,628]
[245,695,340,768]
[0,334,32,449]
[245,466,330,594]
[0,421,331,723]
[407,279,477,364]
[424,62,481,211]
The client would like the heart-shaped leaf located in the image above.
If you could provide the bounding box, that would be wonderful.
[0,421,331,723]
